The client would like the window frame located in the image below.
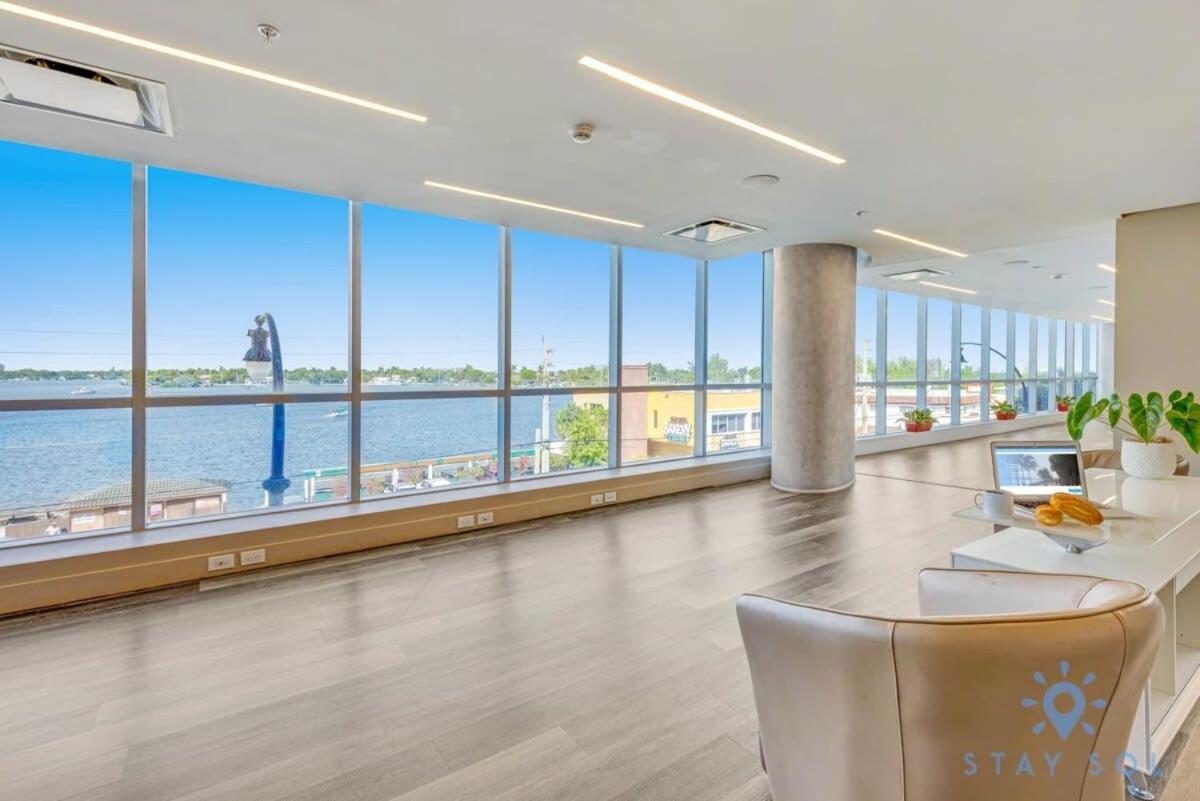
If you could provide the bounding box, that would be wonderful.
[0,155,770,543]
[854,288,1083,438]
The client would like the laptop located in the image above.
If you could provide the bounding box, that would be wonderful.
[989,441,1137,518]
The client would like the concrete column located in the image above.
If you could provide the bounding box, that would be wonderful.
[771,243,858,493]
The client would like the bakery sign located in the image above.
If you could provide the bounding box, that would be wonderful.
[663,416,692,443]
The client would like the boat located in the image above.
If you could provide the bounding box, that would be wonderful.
[325,408,349,418]
[70,387,97,395]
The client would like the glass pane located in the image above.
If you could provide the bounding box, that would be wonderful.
[854,384,877,436]
[1055,320,1067,377]
[1,141,131,399]
[0,409,131,542]
[1037,381,1053,412]
[1013,381,1034,413]
[927,384,953,426]
[147,402,349,522]
[885,384,918,433]
[855,287,877,382]
[1089,324,1100,377]
[148,169,348,395]
[707,254,763,384]
[961,305,982,381]
[1037,317,1051,379]
[361,398,497,495]
[1056,319,1069,397]
[990,382,1009,413]
[1080,321,1089,374]
[362,206,497,390]
[989,308,1009,379]
[622,249,695,385]
[705,389,761,452]
[886,292,917,381]
[511,230,609,387]
[620,390,695,463]
[960,382,983,424]
[926,298,953,381]
[512,393,608,478]
[1014,313,1030,380]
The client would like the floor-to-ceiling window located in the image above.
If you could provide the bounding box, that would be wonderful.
[854,287,879,435]
[0,139,768,545]
[926,298,954,425]
[0,142,133,538]
[851,286,1086,438]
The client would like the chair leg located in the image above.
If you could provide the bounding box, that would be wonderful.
[1126,768,1155,800]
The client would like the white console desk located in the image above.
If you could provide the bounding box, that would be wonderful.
[952,469,1200,776]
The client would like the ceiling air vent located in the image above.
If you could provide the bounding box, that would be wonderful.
[665,218,763,244]
[885,267,950,282]
[0,44,173,135]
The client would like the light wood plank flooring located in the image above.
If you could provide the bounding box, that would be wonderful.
[0,423,1196,800]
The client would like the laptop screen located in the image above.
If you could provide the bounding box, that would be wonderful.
[993,444,1084,497]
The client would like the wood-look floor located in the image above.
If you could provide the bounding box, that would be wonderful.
[1,423,1196,800]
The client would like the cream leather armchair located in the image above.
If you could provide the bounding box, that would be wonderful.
[737,569,1164,801]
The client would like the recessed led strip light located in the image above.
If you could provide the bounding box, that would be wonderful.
[424,181,643,228]
[578,56,845,165]
[1097,263,1117,273]
[1098,299,1116,307]
[874,228,969,258]
[1092,314,1115,323]
[0,1,426,122]
[918,280,976,295]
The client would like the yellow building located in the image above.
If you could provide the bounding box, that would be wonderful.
[575,366,761,460]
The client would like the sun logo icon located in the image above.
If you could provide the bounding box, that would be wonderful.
[1022,660,1108,740]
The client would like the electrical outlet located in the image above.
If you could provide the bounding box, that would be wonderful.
[477,511,494,525]
[240,548,266,566]
[590,494,604,506]
[603,491,617,503]
[207,554,235,572]
[457,514,475,529]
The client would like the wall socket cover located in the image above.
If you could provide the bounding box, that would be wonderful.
[207,554,235,571]
[590,494,604,506]
[603,491,617,503]
[240,548,266,566]
[457,514,475,529]
[477,511,494,524]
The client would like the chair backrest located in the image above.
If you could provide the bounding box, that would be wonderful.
[737,571,1163,801]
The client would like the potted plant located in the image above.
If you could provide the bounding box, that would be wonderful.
[1056,394,1075,413]
[902,408,936,432]
[1067,391,1200,479]
[991,400,1018,421]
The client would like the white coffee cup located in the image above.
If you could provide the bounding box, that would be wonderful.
[974,489,1014,519]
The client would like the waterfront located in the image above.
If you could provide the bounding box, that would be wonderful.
[0,380,572,520]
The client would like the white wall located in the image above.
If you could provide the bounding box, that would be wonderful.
[1115,202,1200,471]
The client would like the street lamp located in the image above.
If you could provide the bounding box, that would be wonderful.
[243,313,290,507]
[960,342,1030,410]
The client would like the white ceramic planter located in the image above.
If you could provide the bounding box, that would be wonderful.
[1120,440,1177,480]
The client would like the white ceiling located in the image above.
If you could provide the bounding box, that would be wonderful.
[858,227,1115,320]
[1,1,1196,316]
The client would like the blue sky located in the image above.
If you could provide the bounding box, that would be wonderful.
[1,139,764,374]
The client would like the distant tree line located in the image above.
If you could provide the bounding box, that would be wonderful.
[1,353,764,388]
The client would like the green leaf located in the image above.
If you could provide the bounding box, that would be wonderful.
[1167,402,1200,453]
[1170,390,1183,405]
[1128,393,1163,443]
[1107,393,1123,428]
[1066,392,1098,441]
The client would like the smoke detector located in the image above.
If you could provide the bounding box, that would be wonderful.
[740,174,779,188]
[257,24,281,44]
[571,122,594,143]
[0,44,172,134]
[665,218,764,244]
